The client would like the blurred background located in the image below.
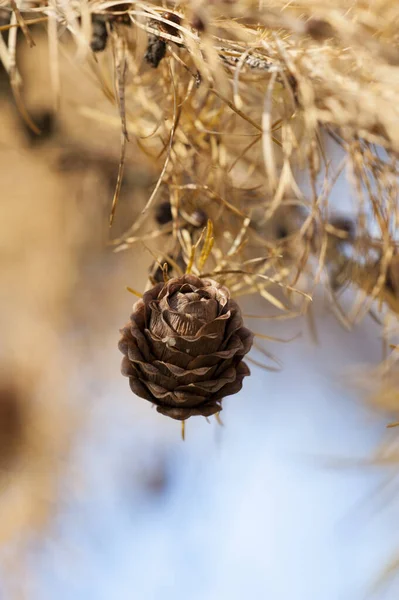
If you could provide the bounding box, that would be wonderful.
[0,22,398,600]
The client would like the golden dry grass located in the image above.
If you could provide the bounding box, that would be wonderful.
[0,1,399,588]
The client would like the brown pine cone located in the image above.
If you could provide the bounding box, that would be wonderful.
[119,274,253,420]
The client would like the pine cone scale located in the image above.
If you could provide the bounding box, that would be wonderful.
[211,364,249,401]
[126,326,153,362]
[176,367,237,394]
[145,328,222,357]
[145,382,206,407]
[162,311,205,336]
[156,403,220,420]
[143,332,194,367]
[154,361,217,382]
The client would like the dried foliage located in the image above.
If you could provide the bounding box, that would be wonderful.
[1,1,396,315]
[1,0,399,586]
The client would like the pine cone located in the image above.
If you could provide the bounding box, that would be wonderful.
[119,274,253,420]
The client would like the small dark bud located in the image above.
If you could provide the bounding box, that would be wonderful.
[22,111,56,144]
[191,14,205,32]
[145,34,167,68]
[155,201,173,225]
[91,16,108,52]
[306,18,335,41]
[108,3,132,24]
[286,73,299,105]
[275,224,289,240]
[386,254,399,297]
[329,216,355,240]
[159,12,182,36]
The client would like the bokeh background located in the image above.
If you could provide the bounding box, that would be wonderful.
[0,24,398,600]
